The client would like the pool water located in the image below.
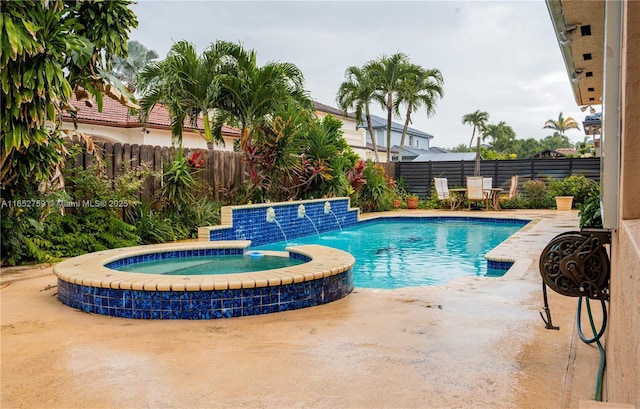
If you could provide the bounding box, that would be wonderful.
[255,219,524,289]
[114,254,305,275]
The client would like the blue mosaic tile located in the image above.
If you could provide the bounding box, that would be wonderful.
[57,268,353,320]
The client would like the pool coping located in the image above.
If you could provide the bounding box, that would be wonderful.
[53,241,356,292]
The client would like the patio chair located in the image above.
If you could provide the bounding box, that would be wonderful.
[434,177,460,210]
[483,177,492,190]
[500,175,519,201]
[466,176,489,210]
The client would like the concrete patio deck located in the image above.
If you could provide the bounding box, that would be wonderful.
[1,210,605,408]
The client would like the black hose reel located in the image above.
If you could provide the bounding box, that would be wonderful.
[538,228,611,330]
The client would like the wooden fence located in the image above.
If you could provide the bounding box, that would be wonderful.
[67,141,601,203]
[395,158,601,199]
[68,141,245,203]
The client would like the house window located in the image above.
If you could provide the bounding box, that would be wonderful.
[416,140,419,147]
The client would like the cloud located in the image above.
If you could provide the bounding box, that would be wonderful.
[130,0,590,148]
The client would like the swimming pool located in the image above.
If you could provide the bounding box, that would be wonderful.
[256,217,528,289]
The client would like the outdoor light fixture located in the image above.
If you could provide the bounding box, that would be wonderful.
[571,70,583,84]
[559,24,580,47]
[580,105,597,114]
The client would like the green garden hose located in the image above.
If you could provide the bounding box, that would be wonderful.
[577,296,608,401]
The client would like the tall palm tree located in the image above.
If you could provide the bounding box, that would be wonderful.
[394,66,444,161]
[211,41,311,150]
[337,65,380,162]
[543,112,581,136]
[462,110,490,176]
[137,41,222,146]
[109,40,158,93]
[365,53,418,162]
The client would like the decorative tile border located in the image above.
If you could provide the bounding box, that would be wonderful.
[198,198,359,246]
[57,270,353,320]
[53,241,355,320]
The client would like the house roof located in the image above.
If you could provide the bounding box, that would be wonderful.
[314,101,355,119]
[356,114,434,140]
[412,152,476,162]
[391,146,433,160]
[546,1,605,107]
[62,96,241,137]
[527,149,567,159]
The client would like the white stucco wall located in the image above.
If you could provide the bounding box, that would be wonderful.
[62,122,235,150]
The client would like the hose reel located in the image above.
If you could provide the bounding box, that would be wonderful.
[538,228,611,330]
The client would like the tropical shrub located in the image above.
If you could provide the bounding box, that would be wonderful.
[351,161,394,212]
[1,195,60,266]
[549,175,599,208]
[160,149,201,211]
[1,0,138,196]
[521,180,555,209]
[178,197,222,239]
[300,115,359,199]
[126,201,177,244]
[579,189,603,228]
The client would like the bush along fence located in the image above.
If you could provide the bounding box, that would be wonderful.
[395,158,601,199]
[67,141,246,203]
[65,140,600,205]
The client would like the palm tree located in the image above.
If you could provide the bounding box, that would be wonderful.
[137,41,223,147]
[337,65,380,162]
[365,53,418,162]
[483,121,516,153]
[462,110,489,176]
[211,41,311,150]
[395,66,444,161]
[109,40,159,93]
[543,112,581,136]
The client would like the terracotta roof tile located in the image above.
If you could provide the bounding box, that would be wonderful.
[62,95,240,137]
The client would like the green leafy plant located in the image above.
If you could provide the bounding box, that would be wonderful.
[161,149,200,211]
[549,175,599,208]
[352,161,394,212]
[521,180,554,209]
[579,190,603,228]
[126,201,177,244]
[179,197,222,238]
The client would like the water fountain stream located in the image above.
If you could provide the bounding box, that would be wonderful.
[266,207,288,244]
[298,204,320,236]
[324,201,343,231]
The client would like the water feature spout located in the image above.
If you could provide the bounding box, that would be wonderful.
[266,207,276,223]
[266,207,288,243]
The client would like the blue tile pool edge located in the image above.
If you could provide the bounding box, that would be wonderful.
[57,269,353,320]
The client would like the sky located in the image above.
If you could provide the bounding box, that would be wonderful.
[129,0,591,150]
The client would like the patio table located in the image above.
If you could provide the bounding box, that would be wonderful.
[484,188,504,211]
[449,188,466,210]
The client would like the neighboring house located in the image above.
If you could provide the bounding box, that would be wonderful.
[555,147,580,157]
[527,149,568,159]
[391,146,430,161]
[391,146,461,161]
[313,101,372,160]
[356,114,434,152]
[412,151,477,162]
[61,96,241,150]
